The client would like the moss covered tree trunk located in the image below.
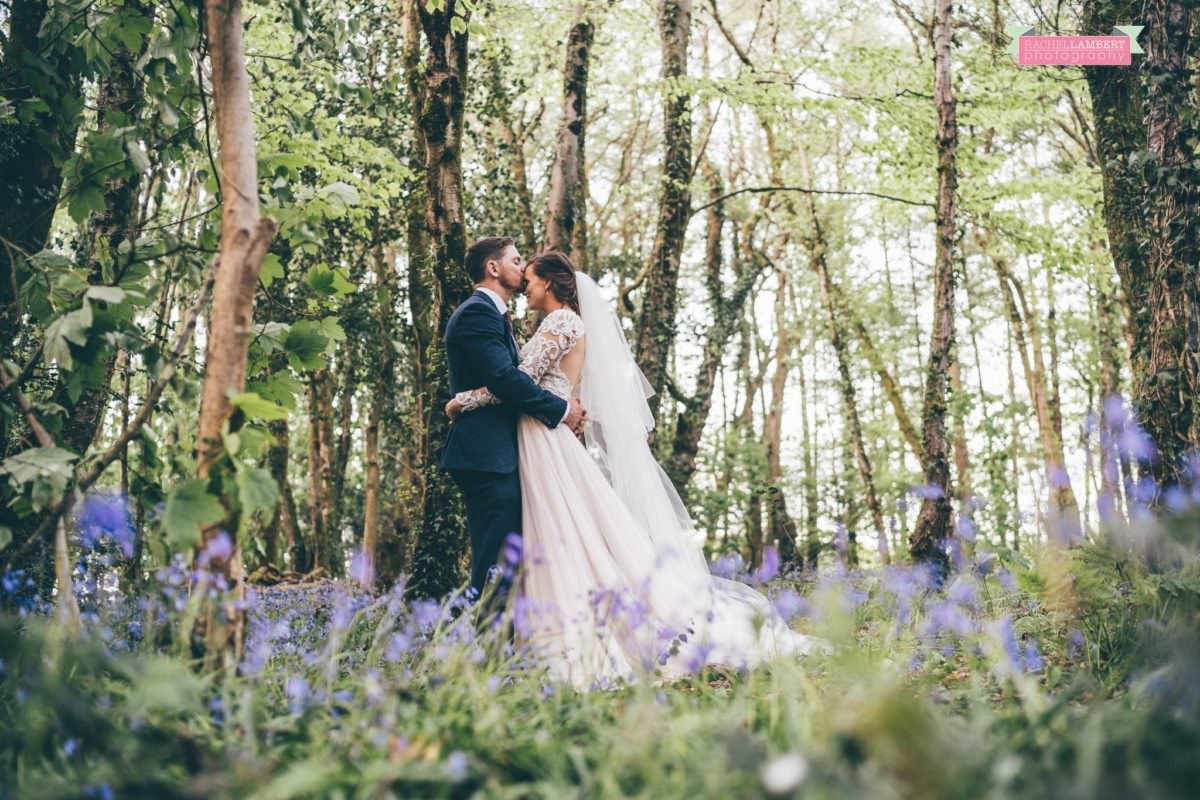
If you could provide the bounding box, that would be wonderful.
[543,3,595,268]
[409,0,473,599]
[634,0,691,429]
[909,0,957,580]
[1139,0,1200,499]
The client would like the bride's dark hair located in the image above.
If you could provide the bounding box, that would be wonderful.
[528,251,581,315]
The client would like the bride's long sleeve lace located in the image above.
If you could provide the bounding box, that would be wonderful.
[455,309,584,412]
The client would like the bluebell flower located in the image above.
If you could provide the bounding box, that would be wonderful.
[411,599,442,632]
[1023,640,1043,672]
[1067,629,1085,660]
[909,483,944,500]
[1120,425,1156,463]
[992,616,1023,675]
[200,531,234,565]
[752,546,780,584]
[947,577,978,609]
[770,587,809,621]
[446,750,470,781]
[502,532,523,568]
[923,600,973,637]
[349,549,374,587]
[1047,466,1072,490]
[996,568,1018,593]
[76,492,135,557]
[710,552,744,579]
[63,738,79,757]
[286,675,309,713]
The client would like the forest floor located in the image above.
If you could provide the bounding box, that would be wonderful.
[3,523,1199,799]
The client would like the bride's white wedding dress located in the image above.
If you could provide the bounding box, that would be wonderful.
[454,277,823,689]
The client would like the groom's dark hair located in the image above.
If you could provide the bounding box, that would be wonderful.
[465,236,515,283]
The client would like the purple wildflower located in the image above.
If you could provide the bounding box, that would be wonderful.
[947,577,979,609]
[411,599,442,632]
[923,600,974,637]
[501,532,522,568]
[1120,426,1156,463]
[76,492,135,557]
[752,546,780,584]
[200,531,234,565]
[1047,466,1072,490]
[909,483,945,500]
[1067,629,1085,660]
[446,751,469,781]
[1023,640,1043,672]
[349,550,374,587]
[286,676,309,713]
[770,587,809,621]
[710,552,744,579]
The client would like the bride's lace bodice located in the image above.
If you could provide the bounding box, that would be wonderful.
[456,308,585,411]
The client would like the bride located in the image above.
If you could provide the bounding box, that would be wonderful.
[446,251,824,689]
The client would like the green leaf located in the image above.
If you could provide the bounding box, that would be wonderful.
[0,447,77,486]
[126,140,151,173]
[249,372,302,408]
[42,305,94,370]
[260,253,284,288]
[237,467,279,516]
[230,391,290,422]
[283,322,328,370]
[318,316,346,345]
[67,184,105,224]
[122,656,205,717]
[0,526,11,551]
[317,181,360,209]
[162,480,225,552]
[305,265,337,296]
[85,285,127,305]
[450,15,467,34]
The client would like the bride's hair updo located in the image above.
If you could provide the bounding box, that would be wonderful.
[528,251,581,315]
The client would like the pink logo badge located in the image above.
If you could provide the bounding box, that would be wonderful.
[1007,26,1143,67]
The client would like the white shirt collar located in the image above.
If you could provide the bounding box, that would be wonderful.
[475,286,510,316]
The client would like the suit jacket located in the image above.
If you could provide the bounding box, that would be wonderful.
[437,289,568,473]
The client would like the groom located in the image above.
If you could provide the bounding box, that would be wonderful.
[438,236,587,607]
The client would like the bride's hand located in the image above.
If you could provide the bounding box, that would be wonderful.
[445,397,462,420]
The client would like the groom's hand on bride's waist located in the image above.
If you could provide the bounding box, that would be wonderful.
[565,398,587,435]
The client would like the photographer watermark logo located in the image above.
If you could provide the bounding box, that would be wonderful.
[1007,25,1143,66]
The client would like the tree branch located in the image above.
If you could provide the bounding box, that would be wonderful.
[691,185,933,217]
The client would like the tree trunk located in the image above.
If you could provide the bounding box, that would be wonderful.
[806,207,890,566]
[266,416,303,571]
[765,271,800,567]
[1097,273,1128,529]
[664,168,760,496]
[799,339,821,569]
[634,0,692,429]
[1139,0,1200,499]
[989,251,1082,539]
[194,0,277,666]
[1081,0,1149,420]
[410,0,474,599]
[362,375,381,586]
[305,371,337,573]
[845,299,925,465]
[0,0,84,352]
[909,0,957,581]
[543,3,595,267]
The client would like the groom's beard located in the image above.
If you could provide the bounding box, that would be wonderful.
[500,273,524,296]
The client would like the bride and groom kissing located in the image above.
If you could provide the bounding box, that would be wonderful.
[437,236,824,690]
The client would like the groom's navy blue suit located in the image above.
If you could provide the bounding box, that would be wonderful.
[438,289,568,598]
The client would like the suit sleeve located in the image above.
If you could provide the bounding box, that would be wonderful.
[450,304,568,428]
